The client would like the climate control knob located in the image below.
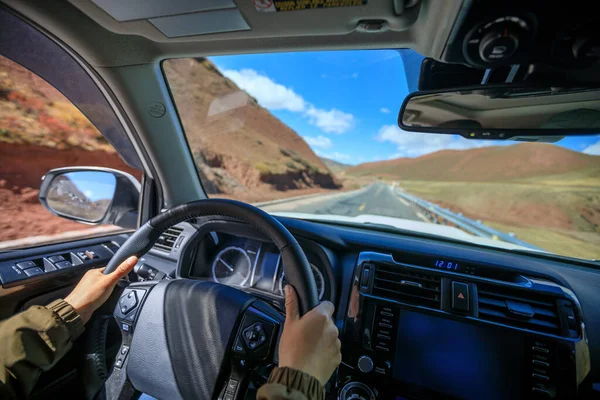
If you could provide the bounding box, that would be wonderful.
[357,355,374,373]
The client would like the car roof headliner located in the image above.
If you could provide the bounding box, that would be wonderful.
[2,0,463,67]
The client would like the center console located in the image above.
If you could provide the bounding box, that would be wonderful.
[338,252,590,400]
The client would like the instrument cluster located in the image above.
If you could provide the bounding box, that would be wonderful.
[192,232,327,300]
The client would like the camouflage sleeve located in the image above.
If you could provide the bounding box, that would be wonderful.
[0,299,84,399]
[257,367,325,400]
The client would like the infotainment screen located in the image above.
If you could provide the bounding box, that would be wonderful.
[394,310,525,400]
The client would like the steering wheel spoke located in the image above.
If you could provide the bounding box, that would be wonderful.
[220,303,284,399]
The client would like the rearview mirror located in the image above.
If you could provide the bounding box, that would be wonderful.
[399,85,600,140]
[39,167,140,228]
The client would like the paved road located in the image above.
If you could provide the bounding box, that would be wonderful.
[263,183,421,221]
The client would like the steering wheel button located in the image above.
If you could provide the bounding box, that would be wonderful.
[254,323,263,332]
[226,379,239,393]
[233,337,247,356]
[119,291,138,314]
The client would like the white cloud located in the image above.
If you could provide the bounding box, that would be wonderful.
[303,135,332,149]
[316,150,352,163]
[305,106,354,134]
[380,107,390,114]
[222,68,305,112]
[583,140,600,155]
[376,124,497,158]
[221,68,356,134]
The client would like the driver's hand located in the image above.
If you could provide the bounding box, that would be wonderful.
[278,285,342,385]
[64,256,138,323]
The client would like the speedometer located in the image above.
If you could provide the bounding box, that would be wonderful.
[212,246,252,286]
[278,264,325,300]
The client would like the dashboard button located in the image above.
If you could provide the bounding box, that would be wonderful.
[533,360,550,368]
[451,282,470,312]
[47,255,65,263]
[533,346,550,354]
[532,387,553,398]
[23,267,44,277]
[378,322,392,329]
[375,345,390,352]
[532,373,550,381]
[357,355,374,373]
[55,260,73,269]
[16,261,36,270]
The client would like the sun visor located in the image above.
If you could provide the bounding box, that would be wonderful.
[149,9,250,37]
[90,0,237,22]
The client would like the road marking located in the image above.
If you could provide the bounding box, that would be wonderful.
[397,196,410,206]
[359,202,366,211]
[374,185,384,196]
[416,212,430,223]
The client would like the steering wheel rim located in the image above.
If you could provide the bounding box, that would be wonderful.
[104,198,319,315]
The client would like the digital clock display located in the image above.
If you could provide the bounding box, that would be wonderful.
[434,259,460,271]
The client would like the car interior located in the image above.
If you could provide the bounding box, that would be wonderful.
[1,0,600,399]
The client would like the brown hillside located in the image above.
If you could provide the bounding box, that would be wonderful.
[0,56,113,152]
[347,143,600,181]
[163,58,339,193]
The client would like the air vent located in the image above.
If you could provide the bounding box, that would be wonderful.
[372,264,441,309]
[153,227,184,253]
[477,284,561,335]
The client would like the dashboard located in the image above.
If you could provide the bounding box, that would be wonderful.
[124,216,600,400]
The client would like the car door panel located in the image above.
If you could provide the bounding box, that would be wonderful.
[0,233,130,319]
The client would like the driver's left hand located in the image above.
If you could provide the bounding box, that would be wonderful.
[65,256,138,323]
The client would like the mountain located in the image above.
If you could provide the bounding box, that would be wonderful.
[347,143,600,182]
[163,58,339,194]
[320,157,351,175]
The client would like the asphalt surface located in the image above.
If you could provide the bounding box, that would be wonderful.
[265,183,421,220]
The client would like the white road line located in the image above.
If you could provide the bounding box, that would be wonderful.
[397,196,410,206]
[416,212,430,223]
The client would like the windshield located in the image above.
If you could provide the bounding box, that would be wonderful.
[163,50,600,261]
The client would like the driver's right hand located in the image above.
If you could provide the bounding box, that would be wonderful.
[278,285,342,385]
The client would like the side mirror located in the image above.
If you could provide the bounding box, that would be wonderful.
[39,167,140,229]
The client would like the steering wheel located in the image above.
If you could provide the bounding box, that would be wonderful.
[102,199,319,399]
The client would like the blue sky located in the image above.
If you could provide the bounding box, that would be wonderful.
[64,171,116,201]
[209,50,600,165]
